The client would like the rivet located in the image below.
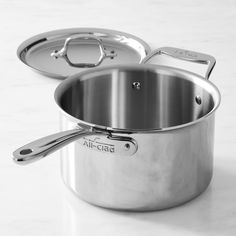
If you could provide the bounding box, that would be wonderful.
[195,95,202,105]
[132,82,141,90]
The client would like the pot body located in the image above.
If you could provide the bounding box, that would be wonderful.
[12,48,219,211]
[60,112,215,211]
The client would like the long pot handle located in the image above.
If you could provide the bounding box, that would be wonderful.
[50,34,117,68]
[13,129,92,165]
[141,47,216,80]
[13,128,138,165]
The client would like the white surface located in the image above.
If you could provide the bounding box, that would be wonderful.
[1,0,236,235]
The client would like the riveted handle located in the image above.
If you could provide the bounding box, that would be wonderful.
[13,128,138,165]
[51,34,117,68]
[142,47,216,80]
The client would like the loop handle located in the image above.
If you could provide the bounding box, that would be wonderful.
[51,34,117,68]
[142,47,216,80]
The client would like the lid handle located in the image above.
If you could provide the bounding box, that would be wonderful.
[51,34,117,68]
[141,47,216,80]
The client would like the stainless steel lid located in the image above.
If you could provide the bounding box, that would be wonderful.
[17,28,151,79]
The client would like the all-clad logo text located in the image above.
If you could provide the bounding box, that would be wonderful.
[82,137,115,153]
[174,49,198,58]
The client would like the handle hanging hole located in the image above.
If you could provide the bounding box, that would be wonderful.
[20,149,33,155]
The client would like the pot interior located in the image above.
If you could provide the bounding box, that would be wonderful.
[55,65,220,131]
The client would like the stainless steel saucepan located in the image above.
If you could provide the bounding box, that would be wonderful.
[13,47,220,211]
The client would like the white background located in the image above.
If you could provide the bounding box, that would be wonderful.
[1,0,236,235]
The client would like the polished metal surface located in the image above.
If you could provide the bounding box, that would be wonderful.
[60,113,215,211]
[57,62,219,210]
[17,28,151,79]
[55,64,220,132]
[142,47,216,80]
[13,47,221,211]
[51,34,117,68]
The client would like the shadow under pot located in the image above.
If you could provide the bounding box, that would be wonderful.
[13,47,221,211]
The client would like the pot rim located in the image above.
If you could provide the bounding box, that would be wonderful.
[54,64,221,134]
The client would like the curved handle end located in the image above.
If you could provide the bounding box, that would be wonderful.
[13,156,31,165]
[13,148,42,165]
